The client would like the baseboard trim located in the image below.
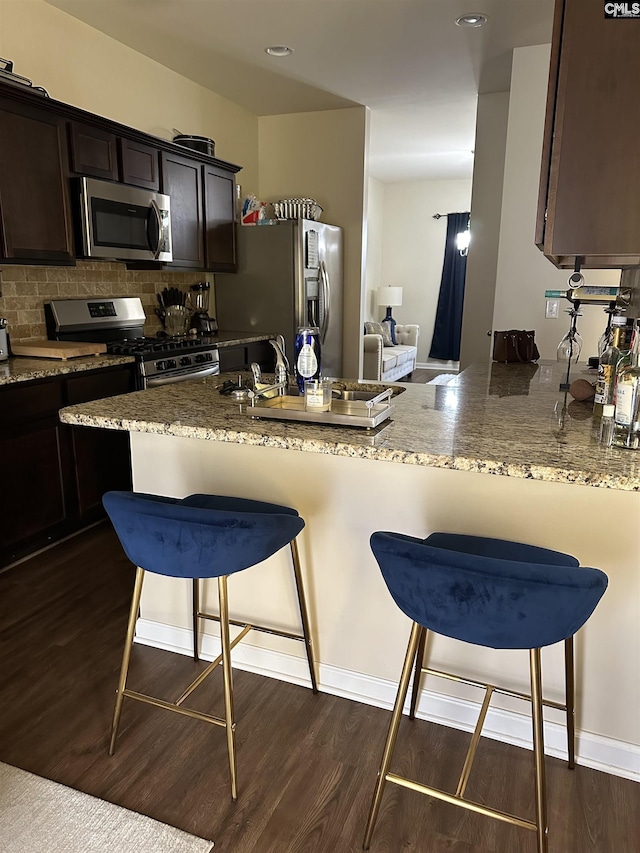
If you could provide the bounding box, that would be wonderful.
[135,619,639,783]
[417,360,460,371]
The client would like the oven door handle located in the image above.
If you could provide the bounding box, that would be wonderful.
[145,363,220,387]
[148,199,163,259]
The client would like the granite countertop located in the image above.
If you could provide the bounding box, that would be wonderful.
[0,354,136,385]
[58,361,640,491]
[0,332,273,386]
[213,331,275,347]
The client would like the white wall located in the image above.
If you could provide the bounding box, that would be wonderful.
[491,44,620,361]
[0,0,259,193]
[460,92,510,369]
[258,109,368,379]
[363,175,385,317]
[379,180,472,365]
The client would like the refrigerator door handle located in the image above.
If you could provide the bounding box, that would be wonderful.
[319,260,330,344]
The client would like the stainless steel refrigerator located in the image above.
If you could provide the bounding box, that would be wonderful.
[215,219,343,377]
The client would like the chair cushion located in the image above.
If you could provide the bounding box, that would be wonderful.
[103,491,304,579]
[392,346,414,366]
[370,531,608,650]
[381,351,398,371]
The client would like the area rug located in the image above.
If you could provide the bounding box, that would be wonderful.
[426,373,458,385]
[0,762,213,853]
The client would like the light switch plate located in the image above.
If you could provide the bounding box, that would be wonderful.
[545,299,560,319]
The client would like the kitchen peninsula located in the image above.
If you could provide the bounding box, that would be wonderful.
[59,361,640,782]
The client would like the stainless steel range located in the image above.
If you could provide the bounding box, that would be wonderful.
[45,297,219,389]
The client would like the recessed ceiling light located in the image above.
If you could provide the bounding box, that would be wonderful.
[265,45,294,57]
[455,13,488,28]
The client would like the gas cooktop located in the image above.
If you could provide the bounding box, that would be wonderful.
[107,335,217,358]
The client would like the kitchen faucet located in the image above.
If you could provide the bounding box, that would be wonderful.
[269,336,289,395]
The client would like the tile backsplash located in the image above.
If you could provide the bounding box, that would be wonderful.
[0,262,213,343]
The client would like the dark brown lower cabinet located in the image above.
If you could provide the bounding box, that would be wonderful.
[218,340,273,373]
[0,363,134,568]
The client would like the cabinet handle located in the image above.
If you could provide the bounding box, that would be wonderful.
[149,199,163,259]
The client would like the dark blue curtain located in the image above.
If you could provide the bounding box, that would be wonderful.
[428,212,470,361]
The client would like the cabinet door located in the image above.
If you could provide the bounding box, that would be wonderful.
[218,340,272,373]
[160,151,205,268]
[247,340,273,372]
[120,138,160,190]
[69,121,119,181]
[218,343,246,373]
[0,380,73,567]
[0,101,74,263]
[204,164,237,272]
[65,366,134,523]
[537,0,640,268]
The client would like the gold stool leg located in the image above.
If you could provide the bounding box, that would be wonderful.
[363,622,422,850]
[192,578,200,662]
[564,636,576,769]
[290,538,319,694]
[409,626,427,720]
[218,575,238,801]
[109,567,145,756]
[530,648,549,853]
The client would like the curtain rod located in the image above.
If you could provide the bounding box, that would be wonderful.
[433,212,470,220]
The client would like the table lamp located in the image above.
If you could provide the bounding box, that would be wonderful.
[378,286,403,342]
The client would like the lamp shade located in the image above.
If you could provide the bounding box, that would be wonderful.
[378,286,403,307]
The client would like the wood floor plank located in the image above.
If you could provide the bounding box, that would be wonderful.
[0,522,638,851]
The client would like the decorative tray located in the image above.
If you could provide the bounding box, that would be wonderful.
[245,388,395,429]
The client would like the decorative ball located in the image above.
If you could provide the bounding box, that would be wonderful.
[569,378,596,402]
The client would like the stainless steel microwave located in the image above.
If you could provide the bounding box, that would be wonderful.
[77,176,172,262]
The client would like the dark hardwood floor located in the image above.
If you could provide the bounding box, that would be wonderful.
[408,368,458,384]
[0,523,638,852]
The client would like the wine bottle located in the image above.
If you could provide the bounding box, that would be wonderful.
[613,325,640,450]
[593,315,627,418]
[545,286,631,305]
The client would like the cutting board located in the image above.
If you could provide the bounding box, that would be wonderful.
[11,340,107,360]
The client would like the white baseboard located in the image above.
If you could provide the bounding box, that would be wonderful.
[135,619,640,783]
[417,360,460,371]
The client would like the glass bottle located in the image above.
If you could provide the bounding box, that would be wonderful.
[294,326,321,392]
[613,319,637,386]
[593,315,626,418]
[598,404,615,447]
[613,325,640,450]
[545,286,631,305]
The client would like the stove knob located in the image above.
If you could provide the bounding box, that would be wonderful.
[166,359,177,369]
[156,360,166,370]
[179,356,191,366]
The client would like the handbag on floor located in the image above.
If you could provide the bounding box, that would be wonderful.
[492,330,540,363]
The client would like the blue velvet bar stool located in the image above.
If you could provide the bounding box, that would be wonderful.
[363,531,608,853]
[102,491,318,801]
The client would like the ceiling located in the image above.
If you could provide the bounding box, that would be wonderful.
[47,0,555,183]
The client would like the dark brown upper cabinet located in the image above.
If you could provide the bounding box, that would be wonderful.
[537,0,640,268]
[161,150,205,269]
[70,123,159,190]
[119,138,160,190]
[0,79,240,269]
[69,121,119,181]
[204,163,237,272]
[0,96,75,264]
